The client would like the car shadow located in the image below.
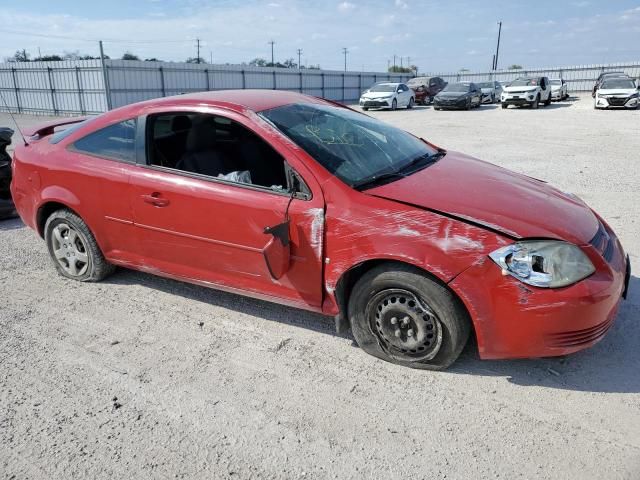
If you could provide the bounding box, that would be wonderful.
[0,216,23,230]
[449,274,640,394]
[104,264,639,394]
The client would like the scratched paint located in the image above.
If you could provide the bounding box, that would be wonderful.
[307,207,324,260]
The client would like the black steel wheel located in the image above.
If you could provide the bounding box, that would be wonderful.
[348,263,471,370]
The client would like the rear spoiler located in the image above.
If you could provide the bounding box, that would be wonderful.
[22,116,88,138]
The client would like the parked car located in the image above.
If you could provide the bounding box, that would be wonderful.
[10,90,629,370]
[592,72,629,98]
[433,82,482,110]
[549,78,569,101]
[359,82,414,110]
[0,127,16,219]
[501,77,552,109]
[594,77,639,109]
[406,76,447,105]
[477,81,503,103]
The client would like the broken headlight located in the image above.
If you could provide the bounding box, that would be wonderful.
[489,240,595,288]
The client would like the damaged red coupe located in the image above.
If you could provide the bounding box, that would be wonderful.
[11,90,630,369]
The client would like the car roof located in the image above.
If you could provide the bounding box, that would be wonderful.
[123,89,331,114]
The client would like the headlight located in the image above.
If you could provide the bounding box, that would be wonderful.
[629,93,639,99]
[489,240,595,288]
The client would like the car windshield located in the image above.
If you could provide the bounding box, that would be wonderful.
[509,78,538,87]
[368,84,397,92]
[601,79,636,89]
[442,83,469,93]
[477,82,493,88]
[260,103,441,189]
[550,80,562,85]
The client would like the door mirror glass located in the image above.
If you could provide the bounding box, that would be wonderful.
[263,220,291,280]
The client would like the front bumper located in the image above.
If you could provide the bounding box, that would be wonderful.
[502,92,537,105]
[595,96,639,109]
[551,90,563,100]
[434,98,468,109]
[359,98,391,108]
[449,221,628,360]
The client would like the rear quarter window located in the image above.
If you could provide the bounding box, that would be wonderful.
[72,119,137,163]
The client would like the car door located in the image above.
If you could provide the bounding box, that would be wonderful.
[128,109,325,308]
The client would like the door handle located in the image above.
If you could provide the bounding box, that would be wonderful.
[141,192,170,207]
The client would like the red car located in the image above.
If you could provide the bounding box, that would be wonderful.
[11,90,629,370]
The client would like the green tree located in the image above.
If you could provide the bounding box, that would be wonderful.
[509,64,523,70]
[122,52,140,61]
[13,49,30,62]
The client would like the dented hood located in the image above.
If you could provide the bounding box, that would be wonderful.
[367,151,599,244]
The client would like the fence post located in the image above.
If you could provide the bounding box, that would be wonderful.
[10,67,21,114]
[205,69,210,91]
[74,66,85,115]
[47,67,58,115]
[272,69,277,90]
[299,70,303,93]
[321,72,325,98]
[241,69,246,89]
[342,73,345,102]
[159,67,166,97]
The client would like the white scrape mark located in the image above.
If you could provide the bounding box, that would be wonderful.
[397,226,421,237]
[307,208,324,259]
[433,235,484,252]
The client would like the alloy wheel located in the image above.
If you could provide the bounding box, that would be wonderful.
[51,223,89,277]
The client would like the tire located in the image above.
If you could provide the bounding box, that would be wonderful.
[44,209,115,282]
[362,107,369,111]
[465,99,471,110]
[531,95,540,109]
[544,93,551,106]
[407,97,414,109]
[501,103,508,109]
[391,98,397,111]
[348,264,471,370]
[421,98,428,106]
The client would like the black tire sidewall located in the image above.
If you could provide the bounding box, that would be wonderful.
[45,214,95,281]
[349,265,470,370]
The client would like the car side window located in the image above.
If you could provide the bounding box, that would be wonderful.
[72,119,136,163]
[145,112,289,193]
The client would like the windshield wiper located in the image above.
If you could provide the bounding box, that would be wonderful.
[397,150,446,175]
[352,170,407,191]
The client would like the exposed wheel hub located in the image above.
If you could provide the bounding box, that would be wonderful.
[367,288,442,362]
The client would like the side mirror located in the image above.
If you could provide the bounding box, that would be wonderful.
[263,220,291,280]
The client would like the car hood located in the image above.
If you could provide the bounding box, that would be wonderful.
[366,151,599,244]
[598,88,637,96]
[361,92,394,99]
[436,91,468,98]
[503,86,538,93]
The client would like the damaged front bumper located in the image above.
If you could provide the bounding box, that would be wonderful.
[449,231,628,360]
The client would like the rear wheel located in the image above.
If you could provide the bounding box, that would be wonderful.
[45,209,115,282]
[348,264,471,370]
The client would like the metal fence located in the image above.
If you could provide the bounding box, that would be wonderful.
[0,59,412,116]
[426,62,640,93]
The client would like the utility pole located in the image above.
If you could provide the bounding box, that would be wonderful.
[493,21,502,70]
[98,40,112,110]
[393,54,397,70]
[210,51,213,64]
[400,56,403,69]
[297,48,302,69]
[195,38,201,64]
[342,47,348,71]
[387,59,390,71]
[268,40,275,65]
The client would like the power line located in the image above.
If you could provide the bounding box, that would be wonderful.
[0,28,195,44]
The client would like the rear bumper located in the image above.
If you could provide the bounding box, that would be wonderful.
[449,231,628,360]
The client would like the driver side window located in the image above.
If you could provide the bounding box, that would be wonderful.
[145,112,289,192]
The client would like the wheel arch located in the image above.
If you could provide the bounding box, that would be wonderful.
[36,201,81,238]
[333,258,474,339]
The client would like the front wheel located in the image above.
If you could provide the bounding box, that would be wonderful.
[531,95,540,109]
[501,103,508,109]
[391,98,397,111]
[362,107,369,111]
[348,264,471,370]
[407,97,414,109]
[45,209,115,282]
[544,93,552,106]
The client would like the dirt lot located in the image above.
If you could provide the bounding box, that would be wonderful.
[1,94,639,479]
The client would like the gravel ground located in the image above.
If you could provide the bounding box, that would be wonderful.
[1,94,639,479]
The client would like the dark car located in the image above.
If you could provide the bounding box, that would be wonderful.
[0,127,16,219]
[406,76,447,105]
[433,82,482,110]
[592,72,629,98]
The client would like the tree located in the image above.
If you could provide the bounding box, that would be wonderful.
[283,58,297,69]
[249,57,268,67]
[459,68,470,72]
[122,52,140,61]
[144,58,162,62]
[13,49,30,62]
[186,57,206,64]
[388,65,413,73]
[509,64,523,70]
[33,54,63,61]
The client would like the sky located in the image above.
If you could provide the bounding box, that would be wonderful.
[1,0,639,73]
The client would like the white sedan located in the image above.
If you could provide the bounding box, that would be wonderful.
[359,82,414,111]
[550,79,569,101]
[594,77,639,109]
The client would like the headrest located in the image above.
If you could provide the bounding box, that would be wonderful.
[185,117,216,152]
[171,115,192,132]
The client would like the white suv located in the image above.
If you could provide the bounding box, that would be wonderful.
[501,77,552,109]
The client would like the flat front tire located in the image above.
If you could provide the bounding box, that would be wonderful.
[45,209,115,282]
[348,264,471,370]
